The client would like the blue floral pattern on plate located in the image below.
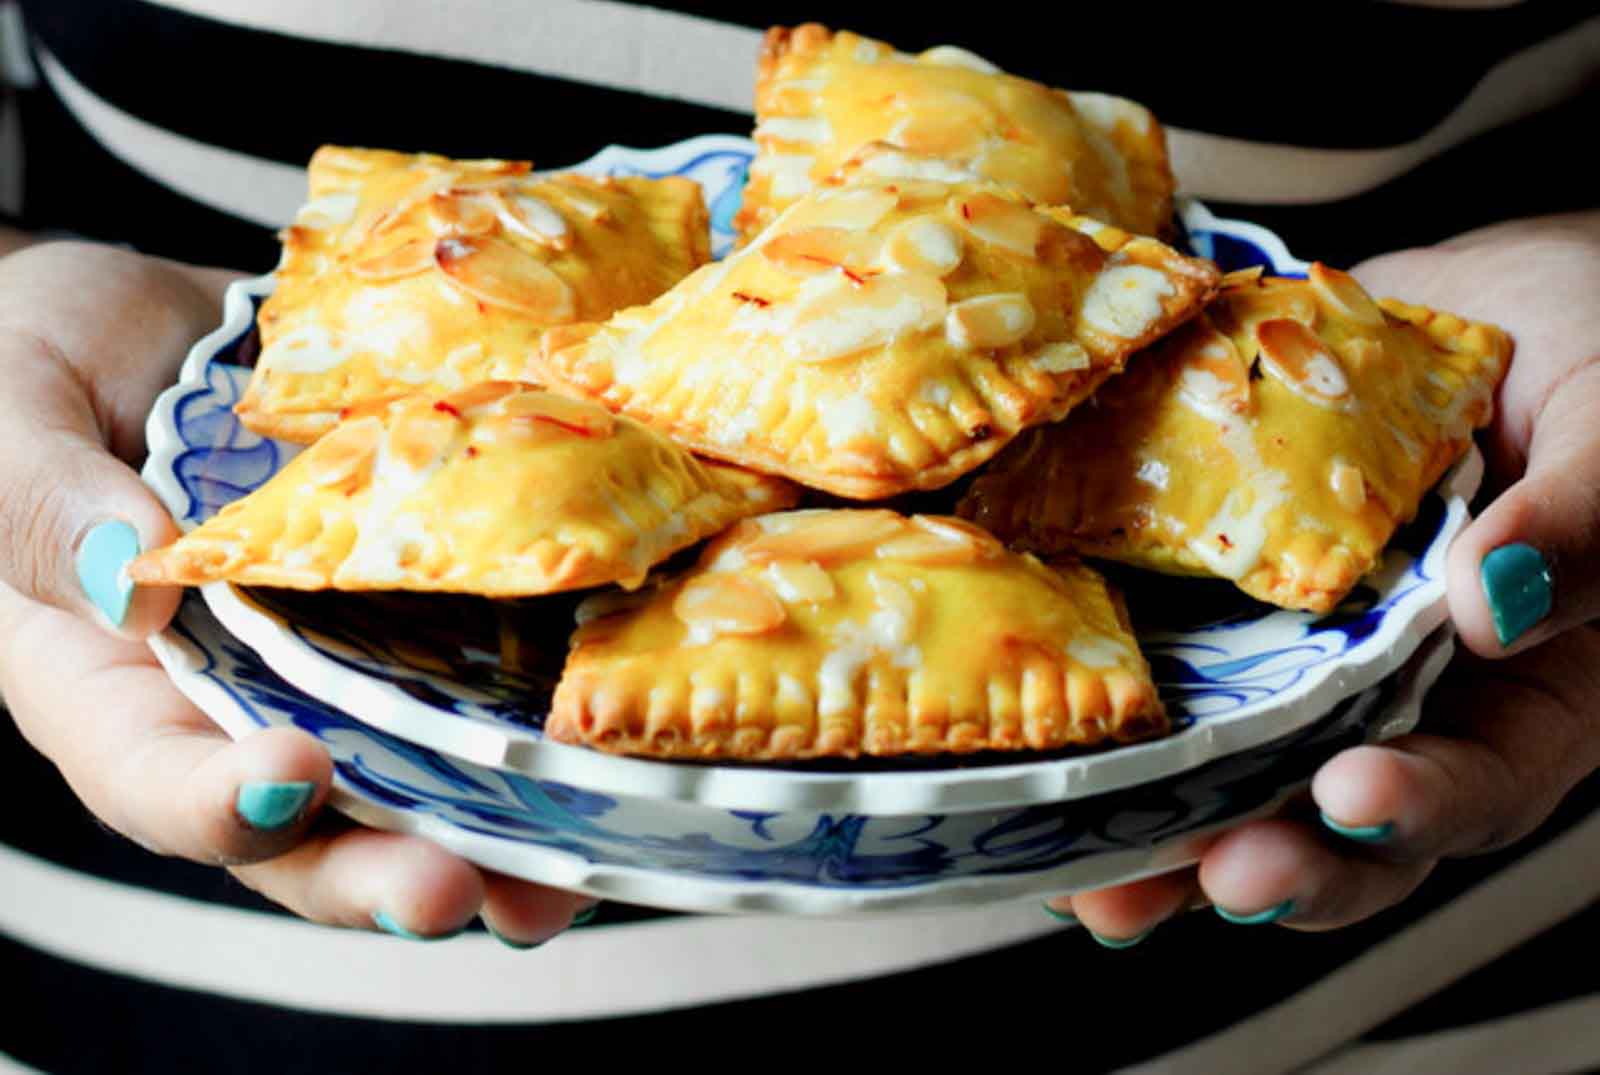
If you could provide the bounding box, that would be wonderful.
[151,590,1452,912]
[139,136,1478,816]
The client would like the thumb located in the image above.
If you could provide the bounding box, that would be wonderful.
[1447,359,1600,656]
[0,345,181,638]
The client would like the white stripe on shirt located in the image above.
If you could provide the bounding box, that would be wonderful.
[142,0,763,114]
[0,841,1068,1021]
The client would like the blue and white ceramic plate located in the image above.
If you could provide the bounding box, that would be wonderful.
[150,593,1453,913]
[142,135,1480,820]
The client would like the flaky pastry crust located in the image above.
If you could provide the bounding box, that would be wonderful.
[960,265,1513,612]
[133,384,795,595]
[535,145,1218,499]
[548,509,1166,760]
[735,24,1176,242]
[235,146,710,443]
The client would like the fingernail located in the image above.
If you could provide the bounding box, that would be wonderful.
[1088,927,1154,949]
[1320,812,1395,844]
[75,520,140,628]
[484,923,543,951]
[1215,899,1296,925]
[372,910,463,941]
[571,904,599,927]
[235,781,315,831]
[1481,543,1553,646]
[1042,902,1078,924]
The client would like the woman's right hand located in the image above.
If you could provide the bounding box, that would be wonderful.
[0,240,592,945]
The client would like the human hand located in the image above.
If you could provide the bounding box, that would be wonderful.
[0,241,591,944]
[1048,213,1600,942]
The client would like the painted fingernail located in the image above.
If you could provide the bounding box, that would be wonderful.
[1042,902,1078,924]
[75,519,140,628]
[484,923,543,950]
[1216,899,1295,925]
[571,904,600,927]
[372,910,463,941]
[1481,543,1553,646]
[1320,812,1395,844]
[1088,927,1153,949]
[235,781,316,831]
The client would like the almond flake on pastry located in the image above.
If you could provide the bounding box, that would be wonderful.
[959,265,1513,613]
[535,146,1219,499]
[235,146,711,443]
[131,384,795,595]
[736,24,1176,243]
[548,509,1166,760]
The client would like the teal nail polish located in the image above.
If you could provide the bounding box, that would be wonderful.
[372,910,462,941]
[75,520,140,628]
[1481,543,1553,646]
[485,924,543,950]
[1042,902,1078,924]
[1216,899,1296,925]
[1089,927,1153,950]
[1320,812,1395,844]
[235,781,315,831]
[571,904,599,927]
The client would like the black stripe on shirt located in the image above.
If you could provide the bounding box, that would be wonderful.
[22,0,750,171]
[21,0,1597,161]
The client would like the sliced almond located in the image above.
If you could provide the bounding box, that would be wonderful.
[883,216,964,277]
[1329,459,1368,512]
[764,560,837,604]
[428,191,499,237]
[305,417,381,491]
[1240,283,1317,327]
[356,171,458,240]
[914,515,1005,554]
[743,510,908,566]
[435,237,576,321]
[1177,327,1253,416]
[1309,262,1385,327]
[786,272,946,363]
[493,191,573,250]
[440,381,521,416]
[386,400,459,470]
[951,192,1044,258]
[946,292,1035,350]
[1256,318,1353,408]
[761,226,883,277]
[498,391,616,438]
[543,184,612,224]
[295,191,360,230]
[891,105,986,157]
[1220,265,1266,289]
[1030,340,1092,373]
[673,575,787,638]
[349,237,436,282]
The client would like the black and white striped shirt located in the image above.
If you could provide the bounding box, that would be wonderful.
[3,3,1599,1072]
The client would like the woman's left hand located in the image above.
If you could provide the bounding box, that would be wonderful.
[1050,213,1600,941]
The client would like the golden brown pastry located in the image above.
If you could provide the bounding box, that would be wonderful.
[535,145,1219,499]
[548,509,1166,760]
[960,265,1513,612]
[235,146,711,443]
[735,24,1175,242]
[132,384,795,595]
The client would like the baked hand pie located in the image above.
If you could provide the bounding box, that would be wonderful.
[735,24,1175,242]
[131,384,795,595]
[235,146,711,443]
[548,509,1166,760]
[536,145,1219,499]
[960,265,1513,612]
